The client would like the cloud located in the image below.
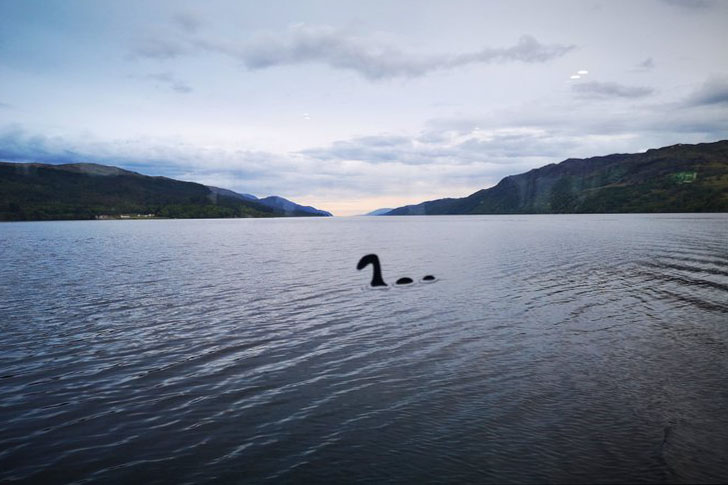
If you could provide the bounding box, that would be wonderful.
[0,125,334,199]
[299,128,584,178]
[146,72,193,93]
[221,26,575,79]
[429,90,728,145]
[0,124,567,211]
[131,23,574,80]
[634,57,655,71]
[659,0,715,8]
[172,11,202,33]
[572,81,654,99]
[0,127,89,165]
[302,135,412,163]
[0,101,11,109]
[685,76,728,106]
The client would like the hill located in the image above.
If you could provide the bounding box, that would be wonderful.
[361,208,394,216]
[256,195,332,217]
[0,162,331,221]
[207,187,331,216]
[387,141,728,215]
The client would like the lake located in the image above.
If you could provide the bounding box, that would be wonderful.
[1,214,727,483]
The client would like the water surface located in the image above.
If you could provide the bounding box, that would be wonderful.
[1,215,727,483]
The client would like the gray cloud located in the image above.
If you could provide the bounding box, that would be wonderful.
[0,124,564,207]
[0,127,96,165]
[659,0,715,8]
[426,82,728,145]
[300,129,579,168]
[1,126,146,168]
[302,135,412,163]
[0,101,11,109]
[0,126,328,199]
[132,23,574,80]
[172,12,202,33]
[685,76,728,106]
[572,81,654,99]
[147,72,193,94]
[227,26,575,79]
[635,57,655,71]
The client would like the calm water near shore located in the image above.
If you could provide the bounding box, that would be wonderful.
[1,214,727,483]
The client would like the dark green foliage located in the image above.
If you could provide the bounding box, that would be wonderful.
[0,162,282,220]
[549,177,577,213]
[471,177,522,213]
[387,140,728,215]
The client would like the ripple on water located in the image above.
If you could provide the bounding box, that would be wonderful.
[1,215,727,483]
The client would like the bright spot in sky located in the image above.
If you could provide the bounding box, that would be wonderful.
[577,70,589,75]
[570,75,581,79]
[303,113,312,120]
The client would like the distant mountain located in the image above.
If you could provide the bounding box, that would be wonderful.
[388,141,728,215]
[361,208,394,216]
[207,186,258,202]
[256,195,332,217]
[0,162,331,221]
[207,187,330,216]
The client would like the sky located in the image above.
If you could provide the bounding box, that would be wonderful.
[0,0,726,216]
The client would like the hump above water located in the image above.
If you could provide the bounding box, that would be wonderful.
[357,254,388,287]
[357,254,435,287]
